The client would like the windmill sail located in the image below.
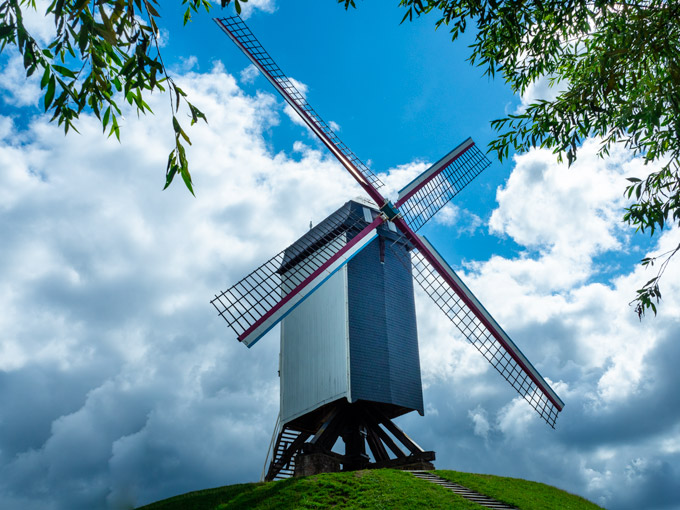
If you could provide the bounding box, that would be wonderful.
[215,16,384,195]
[214,16,564,428]
[212,206,383,347]
[395,139,491,232]
[396,234,564,427]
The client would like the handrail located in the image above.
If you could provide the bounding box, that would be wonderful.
[260,413,281,482]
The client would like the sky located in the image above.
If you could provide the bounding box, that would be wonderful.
[1,1,679,509]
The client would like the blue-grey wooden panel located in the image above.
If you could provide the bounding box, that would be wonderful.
[347,237,424,415]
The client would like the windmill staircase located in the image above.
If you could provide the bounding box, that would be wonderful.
[268,427,303,480]
[407,471,517,509]
[261,415,311,481]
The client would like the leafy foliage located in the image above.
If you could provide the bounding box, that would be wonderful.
[376,0,680,318]
[0,0,248,194]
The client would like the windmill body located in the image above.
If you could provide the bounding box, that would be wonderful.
[279,200,423,429]
[211,15,565,481]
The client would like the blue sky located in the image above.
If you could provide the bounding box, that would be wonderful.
[1,2,679,509]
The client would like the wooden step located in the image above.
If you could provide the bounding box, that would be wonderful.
[267,426,303,480]
[406,471,517,510]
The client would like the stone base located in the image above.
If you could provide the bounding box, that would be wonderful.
[394,460,435,471]
[371,451,436,471]
[294,452,342,477]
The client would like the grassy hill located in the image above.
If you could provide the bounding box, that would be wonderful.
[137,469,604,510]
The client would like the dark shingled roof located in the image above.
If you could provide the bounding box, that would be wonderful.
[278,200,406,274]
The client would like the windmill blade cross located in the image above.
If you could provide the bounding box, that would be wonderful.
[215,16,385,204]
[214,17,563,427]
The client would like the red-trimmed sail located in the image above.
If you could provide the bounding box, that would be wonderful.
[214,16,385,205]
[395,138,491,231]
[391,219,564,427]
[211,207,383,347]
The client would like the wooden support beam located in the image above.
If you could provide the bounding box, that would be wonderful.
[365,425,389,462]
[267,402,435,479]
[362,411,406,458]
[371,409,424,455]
[313,410,347,452]
[309,407,340,447]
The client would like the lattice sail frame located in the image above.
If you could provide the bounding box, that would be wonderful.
[396,140,491,232]
[215,16,384,190]
[211,209,379,347]
[392,236,562,427]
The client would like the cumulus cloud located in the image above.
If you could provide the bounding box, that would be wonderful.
[235,0,277,19]
[0,52,42,107]
[1,22,680,510]
[239,64,260,84]
[513,74,568,114]
[402,139,680,510]
[0,61,360,510]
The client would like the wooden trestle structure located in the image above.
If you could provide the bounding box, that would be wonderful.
[265,401,435,481]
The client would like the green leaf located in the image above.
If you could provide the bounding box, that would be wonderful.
[52,64,76,79]
[172,116,191,145]
[145,2,160,17]
[0,25,14,39]
[44,74,56,110]
[180,163,195,196]
[40,67,50,88]
[78,25,89,54]
[164,151,178,190]
[102,106,111,131]
[109,114,120,141]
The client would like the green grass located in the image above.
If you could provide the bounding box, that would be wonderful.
[435,470,604,510]
[137,469,605,510]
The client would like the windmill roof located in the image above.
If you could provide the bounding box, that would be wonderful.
[278,200,404,274]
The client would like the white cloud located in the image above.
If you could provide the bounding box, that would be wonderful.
[378,160,429,201]
[497,397,535,439]
[175,55,199,73]
[0,62,360,510]
[468,405,490,439]
[0,52,42,107]
[19,0,57,45]
[434,203,483,234]
[485,138,660,294]
[490,138,632,258]
[2,42,680,510]
[514,74,568,114]
[235,0,277,19]
[239,63,260,84]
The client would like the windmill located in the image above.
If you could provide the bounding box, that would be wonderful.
[211,16,564,481]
